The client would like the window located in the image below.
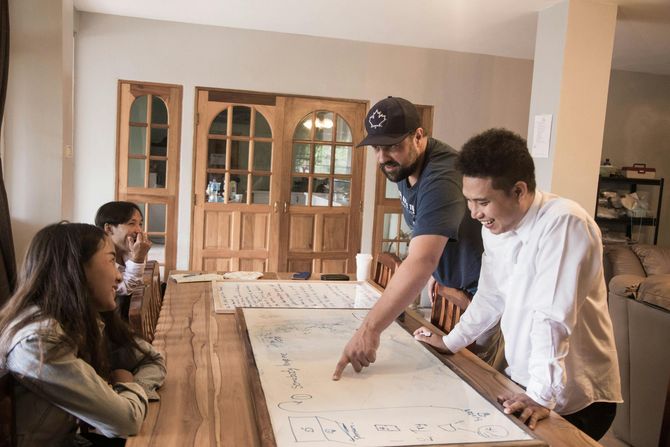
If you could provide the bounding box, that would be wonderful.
[290,111,353,207]
[205,105,273,204]
[381,212,411,259]
[128,95,169,188]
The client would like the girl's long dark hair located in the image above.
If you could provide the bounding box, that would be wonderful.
[0,222,145,376]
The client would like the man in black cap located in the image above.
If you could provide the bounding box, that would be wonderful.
[332,97,496,380]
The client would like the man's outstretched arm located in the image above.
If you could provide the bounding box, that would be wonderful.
[332,234,447,380]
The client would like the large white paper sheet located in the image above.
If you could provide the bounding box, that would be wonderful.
[212,281,381,313]
[243,308,535,446]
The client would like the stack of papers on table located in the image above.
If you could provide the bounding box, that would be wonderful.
[222,271,263,280]
[170,273,227,283]
[171,271,264,283]
[211,280,381,313]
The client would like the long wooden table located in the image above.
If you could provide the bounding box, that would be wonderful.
[126,275,600,447]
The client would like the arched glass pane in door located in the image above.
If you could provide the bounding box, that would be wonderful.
[291,111,353,207]
[128,95,169,189]
[205,106,273,204]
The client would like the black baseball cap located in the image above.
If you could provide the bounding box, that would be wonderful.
[356,96,421,147]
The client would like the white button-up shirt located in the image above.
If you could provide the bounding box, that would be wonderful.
[444,191,622,415]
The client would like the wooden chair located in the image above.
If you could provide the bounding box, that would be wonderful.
[430,282,472,334]
[129,260,163,342]
[0,374,15,447]
[371,253,402,289]
[430,284,507,370]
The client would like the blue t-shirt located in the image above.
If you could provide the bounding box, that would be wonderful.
[397,138,483,290]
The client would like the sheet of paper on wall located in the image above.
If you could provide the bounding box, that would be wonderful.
[531,114,553,158]
[170,273,227,283]
[212,280,381,313]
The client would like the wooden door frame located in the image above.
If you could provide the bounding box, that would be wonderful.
[116,80,182,273]
[371,104,434,261]
[190,87,368,272]
[277,96,367,273]
[190,88,281,271]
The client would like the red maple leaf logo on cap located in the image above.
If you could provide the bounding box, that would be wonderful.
[368,109,387,129]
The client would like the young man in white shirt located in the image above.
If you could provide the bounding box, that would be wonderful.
[414,128,622,440]
[94,202,152,316]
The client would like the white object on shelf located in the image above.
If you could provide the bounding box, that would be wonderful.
[622,163,656,179]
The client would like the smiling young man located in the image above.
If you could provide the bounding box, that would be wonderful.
[332,97,494,380]
[414,128,622,440]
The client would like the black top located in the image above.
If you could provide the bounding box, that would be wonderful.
[397,138,483,290]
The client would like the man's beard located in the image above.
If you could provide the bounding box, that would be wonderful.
[379,157,421,182]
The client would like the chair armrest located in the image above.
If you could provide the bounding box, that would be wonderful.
[609,274,645,297]
[638,274,670,311]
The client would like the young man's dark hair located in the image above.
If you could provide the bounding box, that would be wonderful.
[94,201,143,229]
[457,128,536,193]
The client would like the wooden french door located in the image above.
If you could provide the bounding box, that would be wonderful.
[278,97,366,273]
[191,89,366,273]
[192,89,282,271]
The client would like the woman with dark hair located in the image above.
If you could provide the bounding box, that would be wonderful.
[0,222,165,446]
[94,201,152,309]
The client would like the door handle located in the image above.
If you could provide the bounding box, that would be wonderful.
[273,201,278,213]
[283,202,288,213]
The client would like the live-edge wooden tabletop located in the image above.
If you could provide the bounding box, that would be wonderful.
[126,273,600,447]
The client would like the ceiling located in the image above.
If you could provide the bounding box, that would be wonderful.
[73,0,670,75]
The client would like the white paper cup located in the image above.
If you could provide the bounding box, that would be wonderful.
[356,253,373,281]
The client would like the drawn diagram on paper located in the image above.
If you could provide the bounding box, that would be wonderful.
[212,281,380,313]
[243,308,536,446]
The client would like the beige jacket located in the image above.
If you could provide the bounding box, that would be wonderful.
[1,308,166,447]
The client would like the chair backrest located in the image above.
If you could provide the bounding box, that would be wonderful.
[430,283,472,334]
[372,253,402,289]
[128,260,163,342]
[0,374,15,447]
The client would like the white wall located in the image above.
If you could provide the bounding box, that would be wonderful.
[73,12,533,269]
[529,0,569,193]
[602,70,670,246]
[5,0,74,262]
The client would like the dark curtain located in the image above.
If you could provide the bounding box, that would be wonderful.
[0,0,16,307]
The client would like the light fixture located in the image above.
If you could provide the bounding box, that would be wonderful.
[318,118,334,129]
[302,116,334,130]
